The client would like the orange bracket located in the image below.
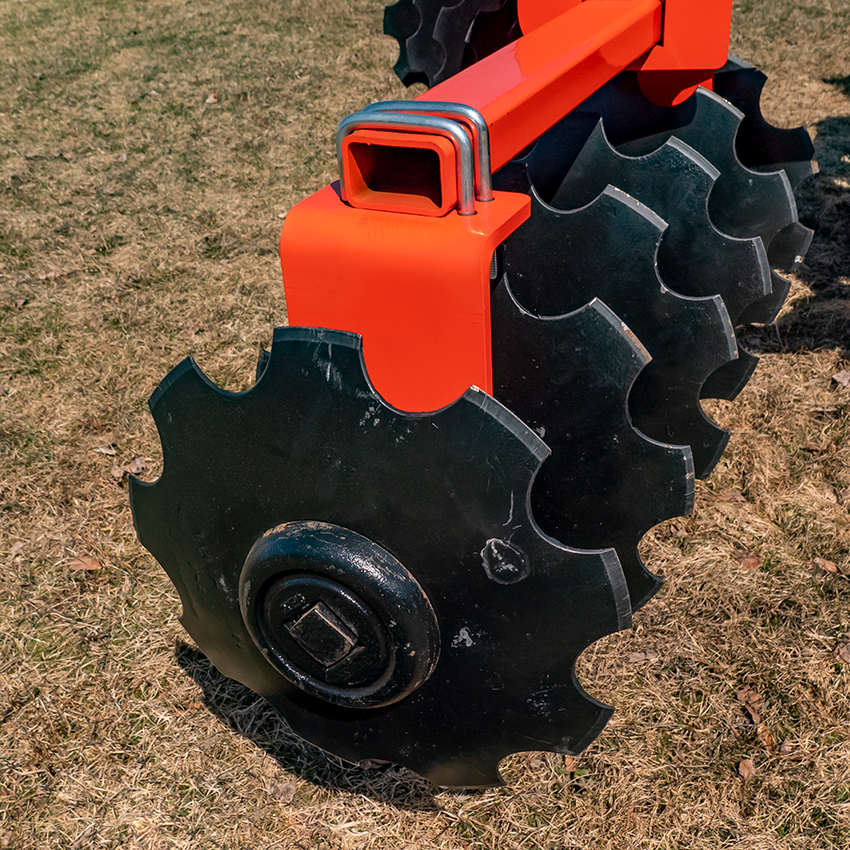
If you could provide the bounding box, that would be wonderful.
[517,0,582,34]
[631,0,733,72]
[515,0,733,106]
[283,0,660,412]
[281,186,529,412]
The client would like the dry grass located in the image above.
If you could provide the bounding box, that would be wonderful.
[1,0,849,847]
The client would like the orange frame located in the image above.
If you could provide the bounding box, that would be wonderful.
[281,0,735,413]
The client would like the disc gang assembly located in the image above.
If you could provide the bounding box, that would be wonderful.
[130,0,816,787]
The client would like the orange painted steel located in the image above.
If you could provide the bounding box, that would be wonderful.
[419,0,662,171]
[633,0,733,73]
[281,0,738,413]
[516,0,733,73]
[341,129,459,217]
[281,186,530,412]
[338,110,478,215]
[630,0,732,105]
[283,0,661,412]
[512,0,733,107]
[339,0,715,216]
[517,0,582,36]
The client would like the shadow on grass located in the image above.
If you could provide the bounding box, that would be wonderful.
[743,112,850,356]
[824,75,850,98]
[175,641,445,809]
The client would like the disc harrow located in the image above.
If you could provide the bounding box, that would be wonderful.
[495,88,804,407]
[548,76,815,328]
[496,184,736,483]
[383,0,817,194]
[131,328,631,788]
[131,0,816,787]
[492,289,695,609]
[383,0,816,399]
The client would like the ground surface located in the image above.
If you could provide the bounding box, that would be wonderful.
[1,1,849,848]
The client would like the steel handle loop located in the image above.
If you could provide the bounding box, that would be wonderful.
[363,101,493,202]
[336,112,478,216]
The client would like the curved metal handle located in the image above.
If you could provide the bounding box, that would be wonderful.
[363,101,493,202]
[336,112,477,216]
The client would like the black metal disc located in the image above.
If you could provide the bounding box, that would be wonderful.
[491,288,694,610]
[545,121,771,403]
[498,184,736,480]
[519,72,814,332]
[713,55,816,190]
[131,327,631,787]
[549,121,772,325]
[492,65,813,343]
[548,80,805,262]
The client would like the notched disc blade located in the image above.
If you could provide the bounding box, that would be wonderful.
[713,55,816,189]
[550,122,772,325]
[570,82,801,264]
[491,290,693,611]
[384,0,446,86]
[673,90,796,243]
[497,72,812,334]
[131,326,631,787]
[460,0,519,68]
[738,219,815,327]
[665,89,809,327]
[547,123,770,404]
[384,0,504,86]
[500,185,735,479]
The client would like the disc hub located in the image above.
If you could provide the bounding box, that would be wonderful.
[239,522,440,709]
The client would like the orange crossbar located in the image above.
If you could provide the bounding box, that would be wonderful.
[418,0,663,171]
[282,1,662,412]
